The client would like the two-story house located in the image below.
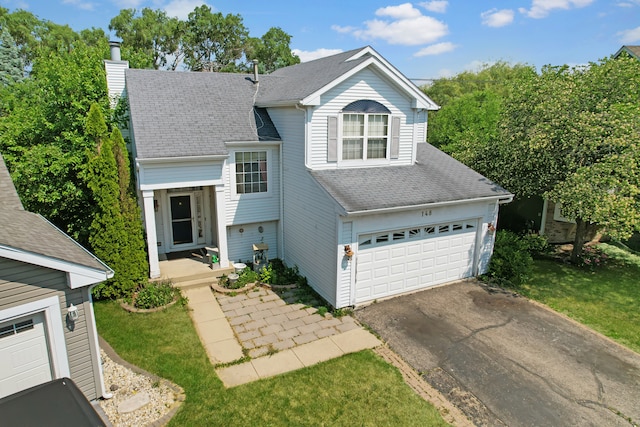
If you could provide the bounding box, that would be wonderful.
[105,45,512,309]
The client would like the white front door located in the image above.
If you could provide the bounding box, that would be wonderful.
[0,312,52,398]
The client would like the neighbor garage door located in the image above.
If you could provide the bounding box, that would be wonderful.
[0,312,52,398]
[355,220,478,304]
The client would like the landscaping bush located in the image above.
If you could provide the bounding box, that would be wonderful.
[486,230,533,287]
[576,245,609,270]
[133,281,181,309]
[220,268,259,289]
[520,233,552,257]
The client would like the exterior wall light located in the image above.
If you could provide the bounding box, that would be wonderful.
[344,245,354,260]
[67,303,79,322]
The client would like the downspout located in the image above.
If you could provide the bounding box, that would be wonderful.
[295,103,311,168]
[88,281,113,400]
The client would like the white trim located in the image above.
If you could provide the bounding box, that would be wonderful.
[142,190,161,278]
[0,296,70,379]
[344,195,514,217]
[0,247,112,289]
[540,199,548,235]
[137,155,228,165]
[87,285,112,399]
[299,54,439,110]
[228,149,273,201]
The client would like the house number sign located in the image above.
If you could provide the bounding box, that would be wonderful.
[421,209,433,217]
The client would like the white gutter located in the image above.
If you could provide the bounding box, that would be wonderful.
[136,154,229,165]
[344,194,514,217]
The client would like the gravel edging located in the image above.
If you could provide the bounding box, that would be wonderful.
[99,336,185,426]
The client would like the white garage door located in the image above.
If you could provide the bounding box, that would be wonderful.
[355,220,478,304]
[0,312,52,398]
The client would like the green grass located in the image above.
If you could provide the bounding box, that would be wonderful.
[95,301,449,426]
[519,243,640,353]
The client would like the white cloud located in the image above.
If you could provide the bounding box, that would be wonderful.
[331,25,356,34]
[113,0,145,7]
[617,0,640,6]
[376,3,423,19]
[336,3,448,46]
[292,48,343,62]
[481,9,515,27]
[413,42,456,56]
[519,0,594,18]
[418,1,448,13]
[618,26,640,43]
[164,0,211,20]
[63,0,97,10]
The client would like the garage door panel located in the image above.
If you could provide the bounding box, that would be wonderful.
[355,221,478,304]
[0,313,52,399]
[391,247,406,258]
[391,264,405,275]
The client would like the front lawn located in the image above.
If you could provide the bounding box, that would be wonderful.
[519,244,640,353]
[95,301,448,426]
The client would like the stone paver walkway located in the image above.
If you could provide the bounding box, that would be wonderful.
[216,287,361,358]
[184,284,381,388]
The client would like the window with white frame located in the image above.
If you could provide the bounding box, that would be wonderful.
[341,100,391,161]
[235,151,267,194]
[342,113,389,160]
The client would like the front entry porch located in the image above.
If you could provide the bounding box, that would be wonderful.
[158,250,233,289]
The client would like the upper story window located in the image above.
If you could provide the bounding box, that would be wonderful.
[235,151,267,194]
[328,100,400,163]
[342,100,390,161]
[342,113,389,160]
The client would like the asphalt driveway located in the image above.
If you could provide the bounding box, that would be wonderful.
[355,281,640,427]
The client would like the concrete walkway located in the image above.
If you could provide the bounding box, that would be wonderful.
[183,285,381,388]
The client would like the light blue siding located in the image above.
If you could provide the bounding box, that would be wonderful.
[268,107,339,306]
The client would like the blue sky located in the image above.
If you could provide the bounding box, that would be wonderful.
[3,0,639,80]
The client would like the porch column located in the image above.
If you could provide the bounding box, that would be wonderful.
[142,190,161,278]
[214,186,229,268]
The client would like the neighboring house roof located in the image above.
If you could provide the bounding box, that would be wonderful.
[126,69,281,160]
[310,143,512,214]
[614,45,640,60]
[0,154,112,278]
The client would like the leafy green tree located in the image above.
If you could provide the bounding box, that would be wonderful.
[246,27,299,73]
[183,5,248,72]
[0,8,81,71]
[0,39,110,242]
[491,55,640,262]
[424,61,535,108]
[0,28,23,85]
[85,104,147,299]
[427,89,501,165]
[109,8,182,70]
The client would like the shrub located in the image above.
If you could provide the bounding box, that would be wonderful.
[520,233,552,257]
[576,245,609,270]
[133,281,181,309]
[487,230,533,287]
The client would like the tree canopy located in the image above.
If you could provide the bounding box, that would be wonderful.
[426,55,640,262]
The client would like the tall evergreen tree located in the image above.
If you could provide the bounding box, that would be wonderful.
[0,28,23,85]
[85,104,146,299]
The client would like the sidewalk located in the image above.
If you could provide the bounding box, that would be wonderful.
[182,285,381,387]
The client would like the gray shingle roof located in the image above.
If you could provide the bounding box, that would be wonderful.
[615,45,640,60]
[0,154,23,210]
[256,47,370,105]
[310,143,512,213]
[0,154,111,274]
[126,69,281,159]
